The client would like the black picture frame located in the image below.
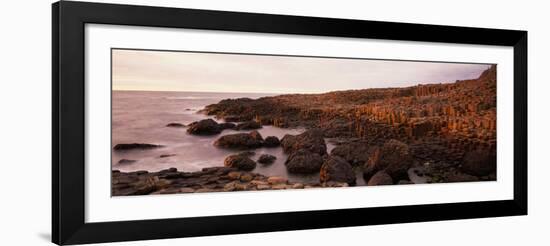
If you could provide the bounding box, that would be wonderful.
[52,1,527,245]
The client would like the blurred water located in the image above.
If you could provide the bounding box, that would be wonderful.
[112,90,331,183]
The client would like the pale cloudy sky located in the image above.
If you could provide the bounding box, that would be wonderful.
[112,49,491,94]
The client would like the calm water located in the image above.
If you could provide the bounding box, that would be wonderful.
[112,90,336,183]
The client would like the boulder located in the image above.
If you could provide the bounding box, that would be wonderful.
[186,119,222,135]
[224,154,257,171]
[258,154,276,164]
[363,139,413,181]
[281,129,327,156]
[330,141,373,166]
[319,156,356,185]
[285,149,323,174]
[367,171,394,186]
[460,149,496,176]
[235,121,262,130]
[218,122,236,130]
[113,143,163,151]
[117,159,137,165]
[263,136,281,147]
[214,131,264,149]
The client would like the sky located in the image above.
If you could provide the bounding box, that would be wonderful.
[112,49,491,94]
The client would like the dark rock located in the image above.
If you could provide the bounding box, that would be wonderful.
[117,159,137,165]
[224,154,257,171]
[214,131,264,149]
[166,123,185,127]
[263,136,281,147]
[330,141,373,166]
[367,171,394,186]
[113,143,163,151]
[218,122,236,130]
[285,149,323,174]
[320,156,356,185]
[363,139,413,181]
[159,154,176,158]
[258,154,276,164]
[460,149,496,176]
[186,119,222,135]
[235,121,262,130]
[281,129,327,156]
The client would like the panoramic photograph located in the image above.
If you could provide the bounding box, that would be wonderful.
[111,48,497,196]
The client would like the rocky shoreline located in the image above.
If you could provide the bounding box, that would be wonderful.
[112,167,350,196]
[112,66,497,196]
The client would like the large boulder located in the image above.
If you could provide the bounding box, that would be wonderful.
[258,154,276,164]
[367,171,394,186]
[235,121,262,130]
[330,141,373,166]
[460,149,496,176]
[281,129,327,156]
[285,149,323,174]
[320,156,356,185]
[224,154,257,171]
[263,136,281,147]
[214,131,264,149]
[186,119,221,135]
[363,139,413,181]
[218,122,236,130]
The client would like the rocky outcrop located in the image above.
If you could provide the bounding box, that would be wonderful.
[235,121,262,130]
[319,156,356,185]
[285,149,324,174]
[281,129,327,156]
[363,139,413,181]
[258,154,276,164]
[367,171,394,186]
[112,167,351,196]
[330,141,374,166]
[113,143,163,151]
[186,119,223,135]
[214,131,264,149]
[224,154,257,171]
[263,136,281,147]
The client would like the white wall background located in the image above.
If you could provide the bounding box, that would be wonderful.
[0,0,547,245]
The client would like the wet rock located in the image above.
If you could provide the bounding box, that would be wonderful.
[186,119,222,135]
[263,136,281,147]
[224,154,257,171]
[258,154,276,164]
[235,121,262,130]
[166,123,185,128]
[214,131,264,149]
[363,139,413,181]
[218,122,236,130]
[113,143,163,151]
[367,171,394,186]
[320,156,356,185]
[227,171,241,180]
[460,149,496,176]
[159,154,176,158]
[330,141,373,166]
[118,159,137,165]
[285,149,323,174]
[281,129,327,156]
[267,176,287,185]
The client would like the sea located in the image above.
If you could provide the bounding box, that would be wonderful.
[112,90,336,183]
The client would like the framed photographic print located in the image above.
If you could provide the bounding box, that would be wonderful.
[52,1,527,245]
